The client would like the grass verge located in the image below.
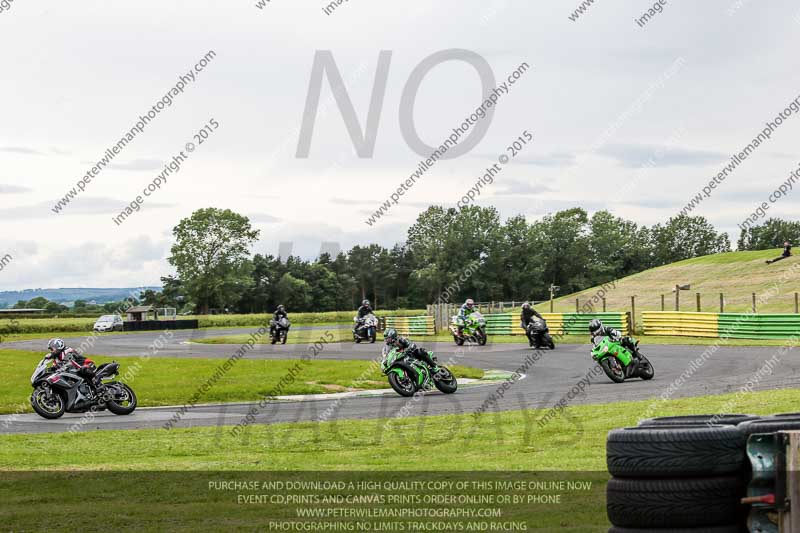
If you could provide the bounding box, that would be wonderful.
[1,387,797,470]
[0,349,483,415]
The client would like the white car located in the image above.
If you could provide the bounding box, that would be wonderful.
[93,314,124,332]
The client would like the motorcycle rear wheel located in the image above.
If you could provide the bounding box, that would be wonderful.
[600,357,626,383]
[31,386,65,419]
[388,370,417,397]
[637,354,655,380]
[433,368,458,394]
[106,384,137,415]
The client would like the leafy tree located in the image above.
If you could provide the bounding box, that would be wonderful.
[168,208,260,314]
[738,218,800,250]
[275,273,312,311]
[649,215,731,265]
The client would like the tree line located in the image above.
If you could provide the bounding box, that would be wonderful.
[147,206,748,314]
[16,208,794,315]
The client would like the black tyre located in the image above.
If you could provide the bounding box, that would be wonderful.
[271,336,277,345]
[607,476,745,529]
[30,386,65,419]
[546,335,555,349]
[281,331,287,344]
[478,329,487,346]
[638,414,759,427]
[105,383,137,415]
[454,336,464,346]
[738,418,800,437]
[600,357,625,383]
[607,425,745,477]
[369,328,376,343]
[637,354,654,380]
[387,369,417,397]
[355,337,362,344]
[433,367,457,394]
[609,526,742,533]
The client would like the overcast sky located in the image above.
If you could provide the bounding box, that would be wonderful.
[1,0,799,290]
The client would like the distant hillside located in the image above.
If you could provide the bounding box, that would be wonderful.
[0,287,161,308]
[550,250,800,319]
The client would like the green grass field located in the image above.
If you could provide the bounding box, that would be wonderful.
[0,349,483,415]
[1,386,797,470]
[548,249,800,321]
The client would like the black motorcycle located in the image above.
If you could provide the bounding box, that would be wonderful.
[270,317,291,344]
[526,317,556,349]
[29,355,137,419]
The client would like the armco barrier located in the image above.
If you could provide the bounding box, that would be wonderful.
[123,319,199,331]
[484,312,629,336]
[641,312,719,338]
[643,312,800,339]
[384,315,435,336]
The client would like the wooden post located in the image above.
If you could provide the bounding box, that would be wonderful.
[550,296,554,312]
[602,298,607,312]
[661,294,665,311]
[630,296,636,333]
[576,298,580,313]
[752,293,757,314]
[796,292,799,314]
[675,285,680,311]
[696,293,701,312]
[719,293,724,313]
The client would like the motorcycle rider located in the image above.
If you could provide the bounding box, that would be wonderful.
[270,304,288,338]
[588,319,639,359]
[47,338,98,386]
[384,328,440,372]
[520,302,544,347]
[357,299,374,319]
[457,298,477,337]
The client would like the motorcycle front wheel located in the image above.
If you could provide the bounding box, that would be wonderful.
[600,357,626,383]
[281,331,288,345]
[31,386,65,419]
[368,327,376,343]
[477,328,487,346]
[388,369,417,397]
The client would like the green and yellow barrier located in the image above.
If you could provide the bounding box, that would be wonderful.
[484,312,629,336]
[643,311,800,339]
[384,315,435,336]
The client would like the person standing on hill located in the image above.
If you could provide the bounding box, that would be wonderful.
[766,241,792,264]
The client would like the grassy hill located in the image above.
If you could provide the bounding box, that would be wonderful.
[548,249,800,322]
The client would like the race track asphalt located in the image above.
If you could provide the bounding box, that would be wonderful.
[1,327,796,434]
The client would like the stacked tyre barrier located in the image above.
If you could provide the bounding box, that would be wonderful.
[484,312,630,336]
[383,315,435,336]
[642,312,800,340]
[606,413,800,532]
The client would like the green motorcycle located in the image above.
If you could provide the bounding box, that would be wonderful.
[380,345,458,397]
[448,312,487,346]
[591,335,654,383]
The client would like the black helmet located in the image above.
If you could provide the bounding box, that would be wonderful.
[589,319,603,335]
[384,328,398,343]
[522,302,531,310]
[362,300,370,307]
